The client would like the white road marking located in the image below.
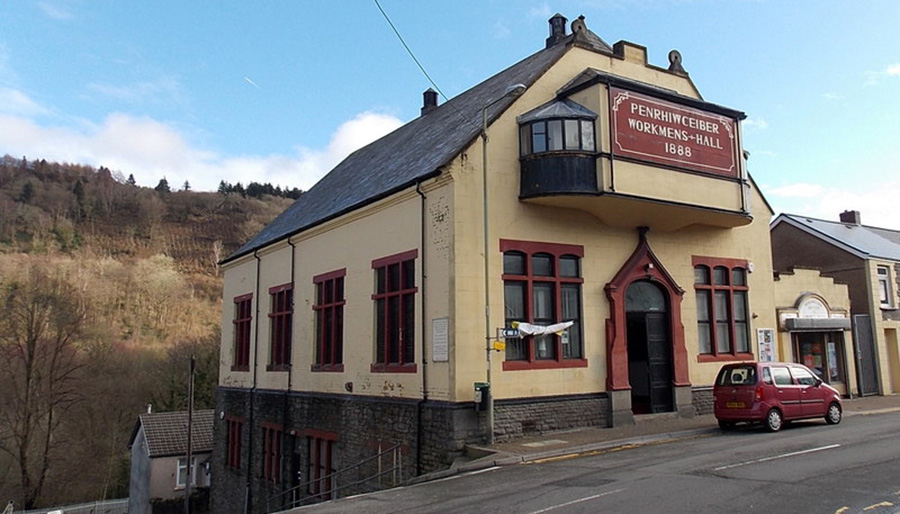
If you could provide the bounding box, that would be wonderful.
[714,444,841,471]
[525,488,626,514]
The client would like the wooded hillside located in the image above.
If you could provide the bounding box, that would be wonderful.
[0,155,294,508]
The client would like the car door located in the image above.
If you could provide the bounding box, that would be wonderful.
[769,366,802,419]
[791,366,826,417]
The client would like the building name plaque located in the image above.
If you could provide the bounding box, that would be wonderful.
[611,87,739,178]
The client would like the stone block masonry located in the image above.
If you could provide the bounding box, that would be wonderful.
[493,394,609,441]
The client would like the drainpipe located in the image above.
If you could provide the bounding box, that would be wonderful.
[415,181,429,475]
[246,250,262,514]
[282,239,296,493]
[606,86,616,192]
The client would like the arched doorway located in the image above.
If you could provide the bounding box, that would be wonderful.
[604,227,690,426]
[626,281,673,414]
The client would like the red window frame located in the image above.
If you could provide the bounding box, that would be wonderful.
[371,250,418,373]
[232,294,252,371]
[262,423,283,483]
[500,239,587,371]
[693,256,752,362]
[313,269,346,372]
[305,429,337,500]
[225,415,243,469]
[268,284,293,370]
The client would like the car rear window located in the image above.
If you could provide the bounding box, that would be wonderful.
[717,365,757,386]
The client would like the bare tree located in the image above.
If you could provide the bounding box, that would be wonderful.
[0,262,86,509]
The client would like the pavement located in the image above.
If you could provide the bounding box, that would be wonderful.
[409,393,900,485]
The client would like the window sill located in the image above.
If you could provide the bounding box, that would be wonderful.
[266,364,291,372]
[697,353,754,363]
[370,363,418,373]
[311,364,345,373]
[230,365,249,372]
[502,359,588,371]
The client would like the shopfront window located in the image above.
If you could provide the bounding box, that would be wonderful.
[795,332,845,384]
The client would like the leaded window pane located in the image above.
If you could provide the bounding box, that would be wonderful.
[694,266,710,285]
[560,255,579,278]
[519,124,531,156]
[533,283,554,320]
[532,122,547,153]
[581,120,595,151]
[548,120,563,151]
[564,119,580,150]
[535,334,556,359]
[503,252,526,275]
[713,266,728,285]
[532,253,553,277]
[696,291,710,322]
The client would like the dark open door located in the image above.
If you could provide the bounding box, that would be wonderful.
[626,281,673,414]
[646,312,673,413]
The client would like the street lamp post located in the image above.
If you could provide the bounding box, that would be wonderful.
[482,83,526,445]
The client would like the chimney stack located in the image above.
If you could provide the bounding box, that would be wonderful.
[546,13,568,48]
[839,210,861,225]
[421,88,438,115]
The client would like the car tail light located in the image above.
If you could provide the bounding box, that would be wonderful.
[755,385,764,402]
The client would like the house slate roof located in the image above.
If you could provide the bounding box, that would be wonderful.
[128,410,215,458]
[773,214,900,261]
[223,30,590,264]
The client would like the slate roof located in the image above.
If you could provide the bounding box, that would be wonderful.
[223,33,585,264]
[773,214,900,261]
[129,410,215,458]
[517,98,598,123]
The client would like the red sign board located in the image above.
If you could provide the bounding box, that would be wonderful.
[611,87,739,178]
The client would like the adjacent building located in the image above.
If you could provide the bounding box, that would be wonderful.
[212,14,782,514]
[128,409,214,514]
[771,211,900,396]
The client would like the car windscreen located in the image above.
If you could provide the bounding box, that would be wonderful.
[716,365,758,386]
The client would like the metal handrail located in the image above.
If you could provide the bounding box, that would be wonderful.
[266,443,401,513]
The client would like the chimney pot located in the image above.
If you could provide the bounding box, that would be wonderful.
[421,88,438,115]
[546,13,568,48]
[839,210,861,225]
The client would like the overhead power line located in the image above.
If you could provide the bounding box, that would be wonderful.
[373,0,450,103]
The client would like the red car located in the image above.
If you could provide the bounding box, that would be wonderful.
[713,362,843,432]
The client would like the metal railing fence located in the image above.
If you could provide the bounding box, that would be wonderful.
[266,443,401,513]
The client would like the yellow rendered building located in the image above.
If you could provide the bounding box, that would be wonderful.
[212,14,784,514]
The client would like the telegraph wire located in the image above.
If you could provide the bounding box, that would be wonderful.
[372,0,480,130]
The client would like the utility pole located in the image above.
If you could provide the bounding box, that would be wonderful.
[185,355,196,514]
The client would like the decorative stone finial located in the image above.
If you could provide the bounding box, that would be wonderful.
[668,50,686,73]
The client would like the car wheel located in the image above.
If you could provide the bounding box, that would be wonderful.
[825,402,842,425]
[718,420,736,431]
[764,409,783,432]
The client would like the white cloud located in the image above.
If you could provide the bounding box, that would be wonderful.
[528,3,553,18]
[494,20,511,39]
[0,88,51,117]
[0,111,403,193]
[742,117,768,130]
[822,92,840,100]
[86,76,184,105]
[37,2,74,20]
[766,183,823,199]
[865,63,900,86]
[764,182,900,230]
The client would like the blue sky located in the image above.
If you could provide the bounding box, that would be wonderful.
[1,1,898,228]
